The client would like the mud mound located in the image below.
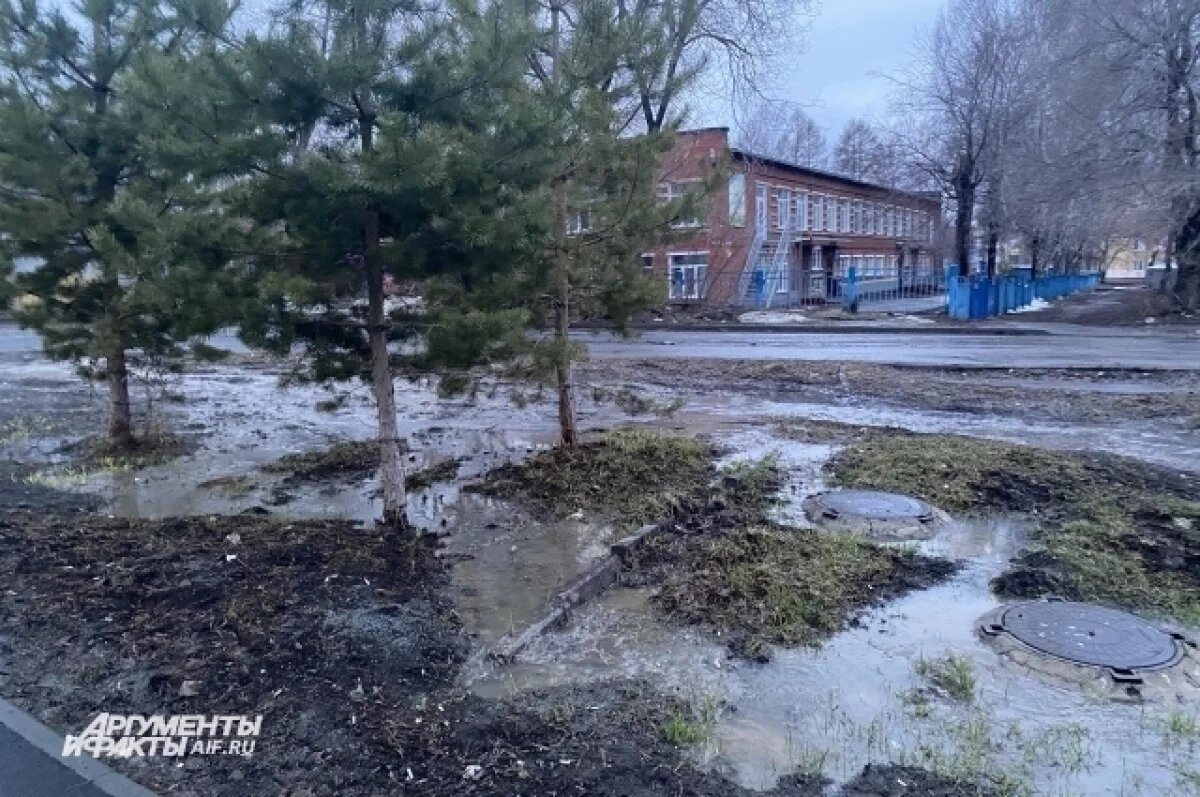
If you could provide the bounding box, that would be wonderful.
[263,438,381,482]
[841,764,999,796]
[478,429,715,528]
[633,526,957,660]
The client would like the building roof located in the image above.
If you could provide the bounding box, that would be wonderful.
[729,146,937,204]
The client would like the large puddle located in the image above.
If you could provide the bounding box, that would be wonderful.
[464,512,1200,796]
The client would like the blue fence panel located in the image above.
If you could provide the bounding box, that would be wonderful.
[944,270,1100,320]
[842,266,859,311]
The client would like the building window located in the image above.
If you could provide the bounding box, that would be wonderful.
[777,188,791,230]
[840,199,850,233]
[640,254,654,273]
[794,192,807,231]
[668,253,708,300]
[662,181,702,228]
[809,193,819,231]
[728,173,746,227]
[566,208,592,235]
[824,196,835,232]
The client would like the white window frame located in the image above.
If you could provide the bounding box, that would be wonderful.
[796,191,808,231]
[640,253,655,273]
[667,251,708,300]
[824,196,835,232]
[755,184,768,233]
[566,207,592,235]
[777,187,791,231]
[664,180,703,228]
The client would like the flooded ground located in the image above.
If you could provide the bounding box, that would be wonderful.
[3,321,1199,795]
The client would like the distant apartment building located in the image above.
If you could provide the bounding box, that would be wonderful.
[646,128,942,306]
[1105,237,1163,282]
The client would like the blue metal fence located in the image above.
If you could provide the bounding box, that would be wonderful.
[944,268,1100,320]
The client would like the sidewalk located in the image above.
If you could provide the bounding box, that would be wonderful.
[0,699,156,797]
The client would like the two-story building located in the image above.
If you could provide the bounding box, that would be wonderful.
[647,127,942,307]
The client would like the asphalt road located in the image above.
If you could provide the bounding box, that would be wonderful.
[577,329,1200,370]
[2,322,1197,371]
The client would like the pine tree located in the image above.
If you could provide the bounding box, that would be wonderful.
[236,0,544,527]
[0,0,249,448]
[525,0,708,448]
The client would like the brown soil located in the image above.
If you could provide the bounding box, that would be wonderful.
[0,507,976,796]
[263,439,382,482]
[581,359,1200,427]
[841,764,998,796]
[1017,285,1199,326]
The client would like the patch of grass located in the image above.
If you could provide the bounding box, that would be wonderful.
[915,654,977,703]
[658,698,716,747]
[264,440,380,482]
[826,429,1200,623]
[651,527,955,658]
[1164,710,1200,743]
[0,415,66,444]
[478,430,714,528]
[405,459,460,490]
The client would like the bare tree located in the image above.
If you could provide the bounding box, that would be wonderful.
[894,0,1024,276]
[832,118,902,185]
[617,0,812,132]
[735,100,827,167]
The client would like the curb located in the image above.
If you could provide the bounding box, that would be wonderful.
[0,698,157,797]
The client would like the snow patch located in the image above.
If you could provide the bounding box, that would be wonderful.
[737,310,809,325]
[1008,298,1051,314]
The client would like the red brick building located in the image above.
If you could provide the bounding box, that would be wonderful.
[647,128,943,306]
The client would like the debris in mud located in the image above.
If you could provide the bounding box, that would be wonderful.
[405,458,460,490]
[633,526,957,660]
[828,430,1200,623]
[589,385,684,417]
[71,429,195,470]
[198,473,255,497]
[477,429,714,528]
[840,764,999,797]
[263,439,382,482]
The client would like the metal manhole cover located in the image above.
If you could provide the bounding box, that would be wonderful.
[996,601,1183,671]
[809,490,932,520]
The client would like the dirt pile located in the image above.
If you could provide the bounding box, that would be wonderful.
[477,429,714,529]
[263,439,381,482]
[635,525,956,661]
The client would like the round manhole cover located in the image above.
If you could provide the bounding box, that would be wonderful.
[997,601,1183,671]
[809,490,932,520]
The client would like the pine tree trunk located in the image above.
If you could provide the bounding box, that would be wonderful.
[985,228,998,278]
[359,112,407,528]
[554,283,577,449]
[1029,235,1040,280]
[106,341,134,448]
[364,212,408,528]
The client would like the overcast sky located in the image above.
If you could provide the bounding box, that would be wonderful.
[692,0,947,140]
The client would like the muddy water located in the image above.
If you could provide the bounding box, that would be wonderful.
[466,513,1199,795]
[5,329,1200,794]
